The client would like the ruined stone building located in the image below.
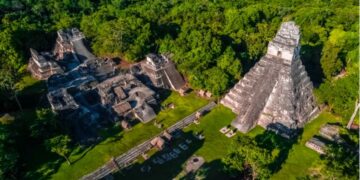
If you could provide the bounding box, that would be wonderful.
[319,124,342,142]
[141,53,186,91]
[305,124,342,154]
[85,58,116,81]
[47,87,79,112]
[29,28,189,143]
[39,28,152,143]
[46,65,105,143]
[29,28,97,80]
[53,29,76,61]
[97,73,157,123]
[306,137,326,154]
[53,28,95,62]
[221,21,319,136]
[27,48,64,79]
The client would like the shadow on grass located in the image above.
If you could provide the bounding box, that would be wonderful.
[95,124,124,146]
[255,128,304,173]
[23,136,102,180]
[1,79,47,112]
[18,78,48,108]
[24,122,125,179]
[22,139,64,180]
[180,159,231,180]
[152,89,172,114]
[115,130,204,180]
[18,79,47,96]
[71,145,96,164]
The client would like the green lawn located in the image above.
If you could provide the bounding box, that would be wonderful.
[271,112,342,180]
[182,105,265,179]
[16,75,46,95]
[46,92,208,180]
[182,105,263,162]
[354,115,359,126]
[116,108,345,180]
[7,109,64,180]
[22,82,344,180]
[117,105,265,180]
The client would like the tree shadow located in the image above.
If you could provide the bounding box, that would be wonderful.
[255,128,304,173]
[152,89,172,114]
[156,23,181,39]
[21,139,64,180]
[70,145,96,164]
[23,138,100,180]
[180,159,231,180]
[300,44,325,87]
[13,29,56,57]
[23,116,125,179]
[114,130,205,180]
[1,79,47,113]
[18,80,48,108]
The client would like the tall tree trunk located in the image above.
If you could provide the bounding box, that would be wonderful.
[13,91,22,111]
[63,155,71,165]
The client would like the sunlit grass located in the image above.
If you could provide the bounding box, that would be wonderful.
[117,105,266,180]
[49,91,208,180]
[16,75,46,95]
[117,109,344,180]
[271,112,342,180]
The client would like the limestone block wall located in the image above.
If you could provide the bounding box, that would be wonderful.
[221,21,319,135]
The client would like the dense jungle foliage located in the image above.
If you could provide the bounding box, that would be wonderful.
[0,0,358,179]
[0,0,358,96]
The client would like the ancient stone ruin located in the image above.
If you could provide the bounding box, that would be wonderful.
[141,53,186,91]
[305,137,326,154]
[28,28,189,143]
[27,48,64,80]
[96,73,157,123]
[221,21,319,137]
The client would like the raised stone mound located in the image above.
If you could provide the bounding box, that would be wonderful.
[27,48,64,80]
[141,53,186,91]
[221,21,319,135]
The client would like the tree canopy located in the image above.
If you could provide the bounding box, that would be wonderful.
[315,73,359,119]
[222,136,273,179]
[0,0,358,95]
[0,123,19,179]
[45,135,72,165]
[0,0,359,179]
[315,128,359,180]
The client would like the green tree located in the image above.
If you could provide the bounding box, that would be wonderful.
[0,124,19,179]
[91,16,152,61]
[320,29,358,79]
[315,73,358,119]
[223,136,273,179]
[0,67,22,111]
[30,109,57,139]
[217,46,242,78]
[319,144,359,179]
[0,29,24,70]
[320,43,343,79]
[203,67,229,96]
[45,135,72,165]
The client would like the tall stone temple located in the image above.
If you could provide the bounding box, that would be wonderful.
[221,21,319,137]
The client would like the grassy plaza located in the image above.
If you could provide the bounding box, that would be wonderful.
[23,92,208,179]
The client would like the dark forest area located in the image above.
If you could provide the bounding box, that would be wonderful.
[0,0,358,179]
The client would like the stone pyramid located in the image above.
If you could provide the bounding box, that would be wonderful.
[221,21,319,136]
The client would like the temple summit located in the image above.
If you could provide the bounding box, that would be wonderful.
[221,21,319,137]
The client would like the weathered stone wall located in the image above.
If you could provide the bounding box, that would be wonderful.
[221,21,319,135]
